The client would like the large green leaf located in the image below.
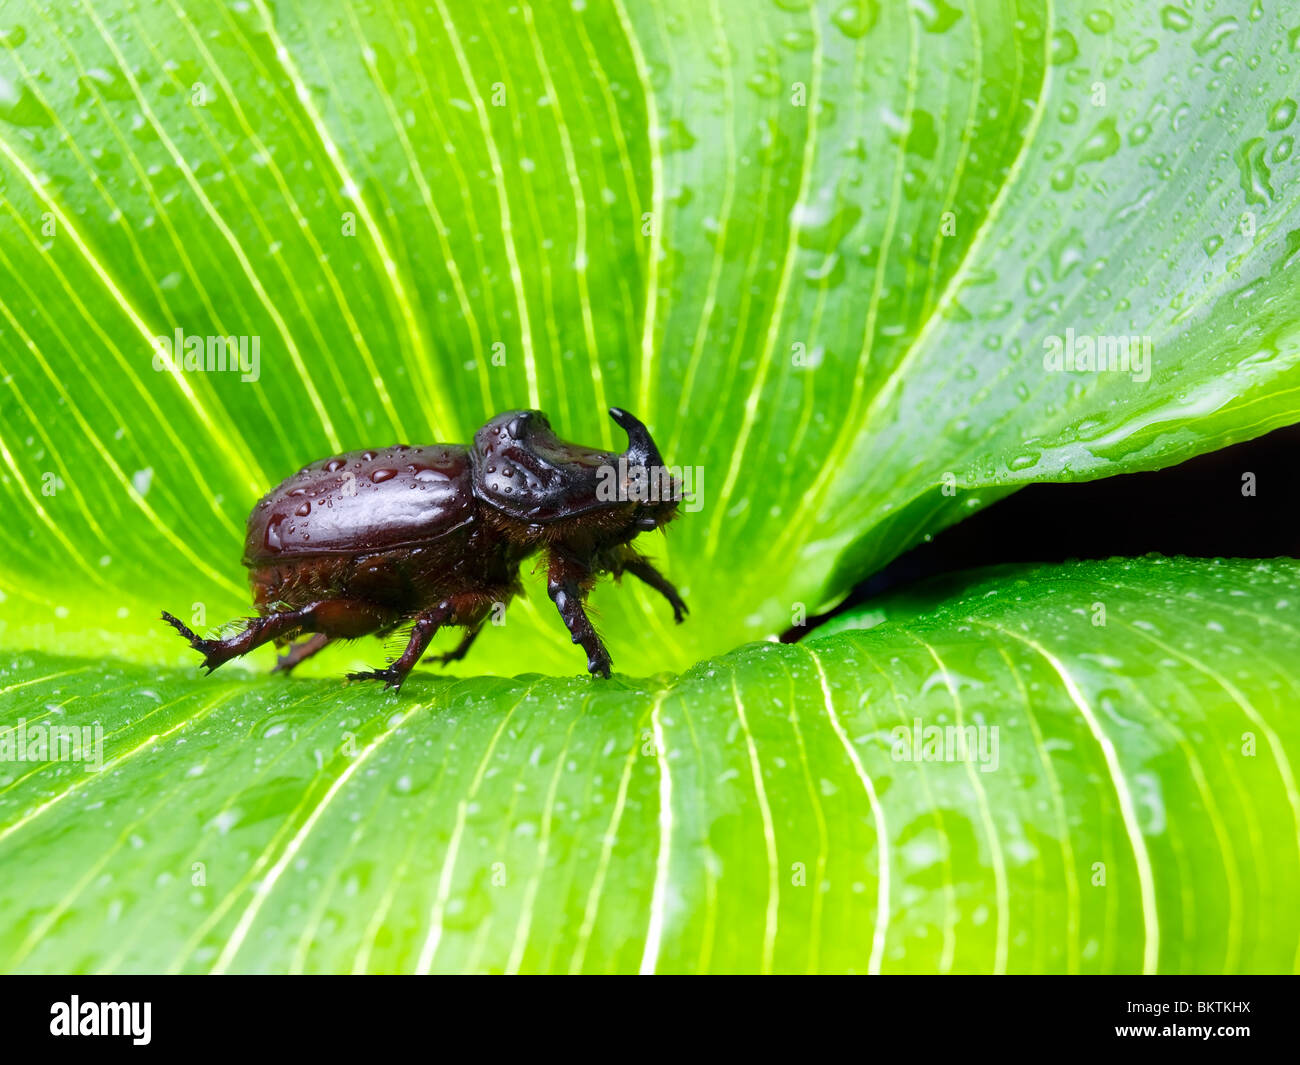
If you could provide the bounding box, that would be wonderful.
[1,1,1298,673]
[1,557,1297,973]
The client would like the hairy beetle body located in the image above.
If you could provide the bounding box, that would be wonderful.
[163,408,687,689]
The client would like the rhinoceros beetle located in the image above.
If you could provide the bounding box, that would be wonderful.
[162,408,686,690]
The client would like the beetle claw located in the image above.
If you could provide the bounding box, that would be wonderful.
[162,611,228,673]
[161,610,199,644]
[347,666,406,691]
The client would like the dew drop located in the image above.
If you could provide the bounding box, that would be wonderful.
[1268,97,1296,132]
[1077,117,1121,163]
[1192,16,1238,56]
[1049,29,1078,64]
[1084,10,1114,34]
[831,1,878,38]
[1235,137,1274,204]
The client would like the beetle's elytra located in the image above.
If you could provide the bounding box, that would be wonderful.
[162,409,686,690]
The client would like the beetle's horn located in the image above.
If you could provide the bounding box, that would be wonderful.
[609,407,664,469]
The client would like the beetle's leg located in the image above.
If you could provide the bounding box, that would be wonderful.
[272,633,334,674]
[547,553,612,678]
[162,607,316,674]
[621,557,688,623]
[347,601,451,691]
[427,622,484,666]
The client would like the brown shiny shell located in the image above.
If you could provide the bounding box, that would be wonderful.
[243,444,475,564]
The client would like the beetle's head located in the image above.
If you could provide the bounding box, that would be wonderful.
[470,408,681,538]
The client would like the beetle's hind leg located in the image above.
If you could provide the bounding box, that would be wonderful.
[272,633,335,674]
[162,607,317,674]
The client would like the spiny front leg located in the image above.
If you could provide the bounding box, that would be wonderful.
[347,601,451,691]
[620,555,688,623]
[162,608,316,674]
[547,553,611,678]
